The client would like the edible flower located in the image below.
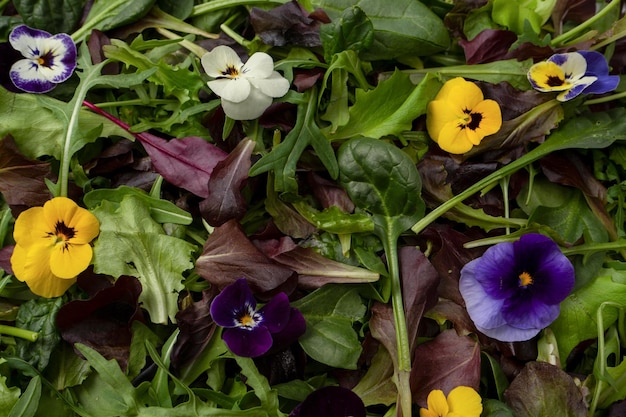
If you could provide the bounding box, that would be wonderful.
[210,278,305,357]
[289,386,366,417]
[8,24,77,93]
[527,51,620,101]
[420,386,482,417]
[426,77,502,154]
[11,197,100,298]
[459,233,575,342]
[201,45,290,120]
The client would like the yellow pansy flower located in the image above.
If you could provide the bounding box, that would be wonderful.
[426,77,502,154]
[420,386,483,417]
[11,197,99,297]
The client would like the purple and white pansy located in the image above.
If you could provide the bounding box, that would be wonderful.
[210,278,305,357]
[527,50,619,102]
[459,233,575,342]
[8,24,77,93]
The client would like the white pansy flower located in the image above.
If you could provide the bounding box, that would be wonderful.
[201,45,290,120]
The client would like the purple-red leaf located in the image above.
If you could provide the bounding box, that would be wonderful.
[83,101,227,198]
[200,138,255,226]
[194,219,297,299]
[410,329,481,407]
[56,274,143,371]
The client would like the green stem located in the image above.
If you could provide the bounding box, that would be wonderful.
[91,98,178,108]
[156,27,208,58]
[584,90,626,106]
[0,325,39,342]
[551,0,621,46]
[561,240,626,256]
[191,0,286,17]
[58,91,85,197]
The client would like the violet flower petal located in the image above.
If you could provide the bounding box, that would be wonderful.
[210,278,257,327]
[259,292,292,333]
[289,386,366,417]
[501,295,560,329]
[223,326,273,357]
[472,241,518,299]
[269,307,307,350]
[459,259,507,331]
[579,50,620,94]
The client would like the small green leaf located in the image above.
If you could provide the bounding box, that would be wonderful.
[72,0,157,42]
[13,0,85,34]
[15,298,63,372]
[320,6,374,61]
[0,375,20,416]
[92,196,196,324]
[292,285,366,369]
[8,375,40,417]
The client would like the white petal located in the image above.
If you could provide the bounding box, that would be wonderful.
[9,25,50,58]
[221,87,273,120]
[242,52,275,79]
[558,52,587,83]
[208,78,251,103]
[10,59,56,93]
[201,45,244,78]
[248,72,290,98]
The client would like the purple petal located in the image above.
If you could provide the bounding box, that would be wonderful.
[548,53,570,66]
[471,241,518,299]
[259,292,292,333]
[579,50,610,76]
[210,278,257,327]
[9,25,51,56]
[582,75,620,95]
[558,80,594,101]
[477,322,542,342]
[10,60,56,93]
[459,259,507,331]
[289,386,366,417]
[222,326,273,357]
[269,307,306,350]
[501,294,561,330]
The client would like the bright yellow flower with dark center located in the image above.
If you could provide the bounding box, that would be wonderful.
[420,386,482,417]
[11,197,99,298]
[426,77,502,154]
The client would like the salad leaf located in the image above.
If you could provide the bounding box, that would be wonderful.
[13,0,85,34]
[72,0,157,42]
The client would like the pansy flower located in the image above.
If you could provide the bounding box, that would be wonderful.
[420,386,482,417]
[8,24,77,93]
[201,45,290,120]
[11,197,100,298]
[210,278,305,357]
[527,51,620,101]
[426,77,502,154]
[459,233,575,342]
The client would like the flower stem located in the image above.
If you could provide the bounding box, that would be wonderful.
[0,325,39,342]
[191,0,286,17]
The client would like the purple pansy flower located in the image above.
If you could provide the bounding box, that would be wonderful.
[459,233,575,342]
[288,386,366,417]
[210,278,305,357]
[527,50,619,101]
[8,24,77,93]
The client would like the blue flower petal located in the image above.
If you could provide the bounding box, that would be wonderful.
[223,326,273,357]
[210,278,257,328]
[459,258,507,331]
[501,295,560,330]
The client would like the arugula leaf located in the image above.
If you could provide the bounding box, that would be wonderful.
[92,196,197,324]
[291,284,366,369]
[314,0,449,60]
[328,71,440,141]
[338,137,424,416]
[7,375,40,417]
[0,376,20,416]
[13,0,85,34]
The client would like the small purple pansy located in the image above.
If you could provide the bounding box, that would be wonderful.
[459,233,575,342]
[210,278,305,357]
[527,50,619,101]
[8,24,77,93]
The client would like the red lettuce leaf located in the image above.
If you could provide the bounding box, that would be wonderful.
[83,101,227,198]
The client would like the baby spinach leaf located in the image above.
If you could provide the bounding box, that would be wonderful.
[320,6,374,62]
[338,136,424,416]
[314,0,449,60]
[13,0,85,34]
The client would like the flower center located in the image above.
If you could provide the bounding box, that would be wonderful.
[459,108,483,131]
[36,50,55,68]
[235,304,262,330]
[546,75,565,87]
[518,271,534,287]
[47,221,75,252]
[221,64,240,78]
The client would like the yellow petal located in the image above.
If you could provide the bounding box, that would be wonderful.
[49,242,93,279]
[435,77,484,110]
[427,100,463,143]
[43,197,99,244]
[447,386,483,417]
[471,99,502,137]
[424,389,449,416]
[11,243,75,297]
[437,122,475,154]
[13,206,49,247]
[528,61,570,92]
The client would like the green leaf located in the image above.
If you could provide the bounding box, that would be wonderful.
[91,196,196,324]
[550,273,626,360]
[84,186,193,225]
[13,0,85,34]
[314,0,449,60]
[15,298,63,372]
[0,375,20,416]
[292,285,366,369]
[329,71,440,141]
[491,0,544,34]
[320,6,374,61]
[249,89,338,193]
[72,0,157,42]
[8,376,40,417]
